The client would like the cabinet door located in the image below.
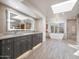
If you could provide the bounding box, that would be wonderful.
[20,36,27,54]
[38,33,43,43]
[1,38,14,59]
[0,40,3,59]
[14,37,22,58]
[26,35,32,50]
[14,35,32,58]
[32,34,38,47]
[33,33,42,47]
[19,35,32,54]
[32,34,39,47]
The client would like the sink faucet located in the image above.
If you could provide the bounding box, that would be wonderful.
[14,30,19,34]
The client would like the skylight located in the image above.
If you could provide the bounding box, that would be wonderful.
[51,0,78,14]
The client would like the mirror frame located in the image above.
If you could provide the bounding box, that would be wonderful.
[7,9,35,31]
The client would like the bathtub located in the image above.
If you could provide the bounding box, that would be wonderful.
[49,33,64,40]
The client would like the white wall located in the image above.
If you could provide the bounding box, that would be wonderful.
[40,17,46,42]
[35,17,46,42]
[77,17,79,42]
[0,0,37,18]
[0,3,7,33]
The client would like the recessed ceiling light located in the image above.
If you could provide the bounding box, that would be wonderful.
[51,0,78,14]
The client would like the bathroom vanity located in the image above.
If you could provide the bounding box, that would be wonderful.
[0,32,43,59]
[0,4,44,59]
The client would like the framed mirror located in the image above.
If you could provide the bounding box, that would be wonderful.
[7,9,35,31]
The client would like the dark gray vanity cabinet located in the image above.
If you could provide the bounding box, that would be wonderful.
[0,33,43,59]
[25,35,33,50]
[13,33,42,58]
[32,34,38,47]
[14,37,22,58]
[14,35,33,58]
[38,33,43,43]
[33,33,42,47]
[0,38,14,59]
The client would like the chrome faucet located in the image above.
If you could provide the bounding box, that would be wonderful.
[14,30,19,34]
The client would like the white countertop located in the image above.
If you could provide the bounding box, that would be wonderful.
[0,32,42,40]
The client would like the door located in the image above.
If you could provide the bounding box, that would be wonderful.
[67,19,77,41]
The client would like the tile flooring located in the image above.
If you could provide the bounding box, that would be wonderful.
[21,39,79,59]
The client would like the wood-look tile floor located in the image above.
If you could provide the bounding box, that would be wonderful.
[23,39,79,59]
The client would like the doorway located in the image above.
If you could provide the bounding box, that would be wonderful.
[67,19,77,41]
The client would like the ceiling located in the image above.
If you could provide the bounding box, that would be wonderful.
[0,0,39,18]
[23,0,79,19]
[0,0,79,19]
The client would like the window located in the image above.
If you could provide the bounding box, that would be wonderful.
[51,23,64,33]
[51,26,54,33]
[59,23,64,33]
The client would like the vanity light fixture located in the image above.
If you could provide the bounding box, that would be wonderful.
[51,0,78,14]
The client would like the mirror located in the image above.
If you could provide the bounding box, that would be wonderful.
[7,9,35,31]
